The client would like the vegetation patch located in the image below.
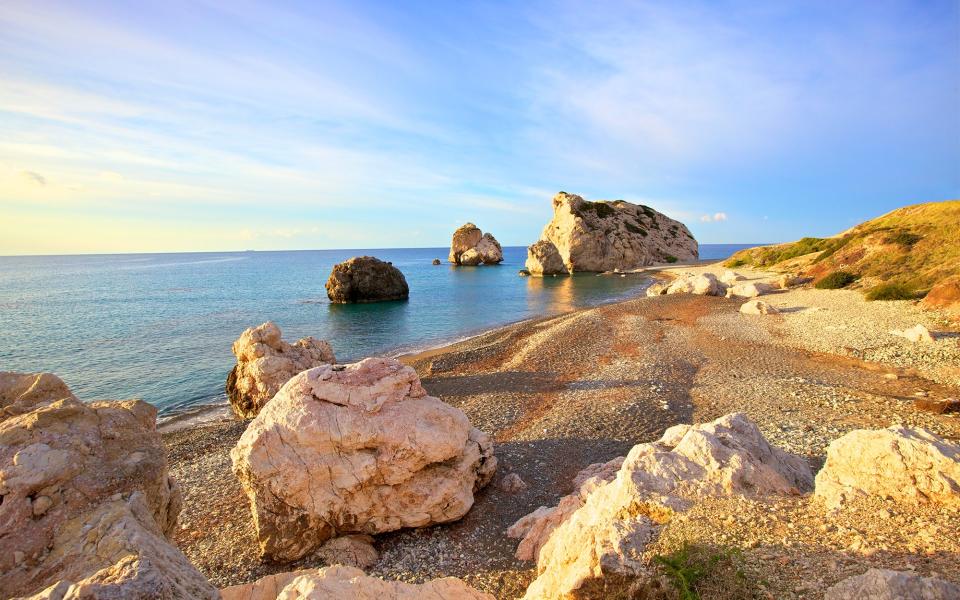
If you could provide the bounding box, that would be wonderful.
[815,271,858,289]
[625,222,648,236]
[866,282,916,301]
[654,543,760,600]
[640,205,657,219]
[884,230,922,247]
[576,201,617,219]
[664,255,678,263]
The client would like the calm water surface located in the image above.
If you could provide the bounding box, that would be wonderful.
[0,244,753,414]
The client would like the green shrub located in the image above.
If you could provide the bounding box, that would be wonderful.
[884,230,922,247]
[815,271,858,289]
[625,222,647,236]
[866,283,915,301]
[664,255,678,263]
[576,201,616,219]
[725,258,748,268]
[654,543,757,600]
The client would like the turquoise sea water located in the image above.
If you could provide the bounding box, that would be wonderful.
[0,244,753,415]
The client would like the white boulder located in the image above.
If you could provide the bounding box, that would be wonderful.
[824,569,960,600]
[740,300,780,315]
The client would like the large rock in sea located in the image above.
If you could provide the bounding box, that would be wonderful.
[220,565,494,600]
[231,357,497,562]
[449,224,503,266]
[815,426,960,509]
[525,239,568,276]
[325,256,409,303]
[226,321,336,419]
[824,569,960,600]
[0,372,216,599]
[519,413,812,599]
[525,192,697,275]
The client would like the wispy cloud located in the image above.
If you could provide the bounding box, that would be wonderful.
[21,170,46,185]
[700,212,728,223]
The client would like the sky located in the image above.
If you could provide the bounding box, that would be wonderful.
[1,0,958,255]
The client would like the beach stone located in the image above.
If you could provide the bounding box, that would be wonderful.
[227,321,336,419]
[525,191,697,274]
[325,256,409,304]
[777,273,803,289]
[720,270,746,284]
[525,239,568,276]
[740,300,780,315]
[314,535,379,570]
[691,273,725,296]
[448,223,483,264]
[220,565,494,600]
[231,357,497,562]
[824,568,960,600]
[893,324,936,344]
[0,374,191,598]
[914,397,960,414]
[728,281,774,297]
[645,281,669,296]
[18,493,218,600]
[522,413,813,599]
[815,426,960,509]
[499,472,528,493]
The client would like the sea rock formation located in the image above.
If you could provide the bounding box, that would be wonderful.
[449,224,503,265]
[0,372,214,599]
[220,565,494,600]
[815,426,960,509]
[524,192,697,275]
[824,568,960,600]
[325,256,409,303]
[431,258,441,265]
[227,321,336,419]
[231,357,497,562]
[519,413,812,599]
[525,239,568,276]
[740,300,780,315]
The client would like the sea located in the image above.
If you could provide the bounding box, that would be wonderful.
[0,244,754,417]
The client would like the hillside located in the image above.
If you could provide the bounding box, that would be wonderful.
[725,200,960,310]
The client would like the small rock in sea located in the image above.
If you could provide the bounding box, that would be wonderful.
[518,268,531,277]
[499,473,528,493]
[432,258,441,265]
[325,255,410,303]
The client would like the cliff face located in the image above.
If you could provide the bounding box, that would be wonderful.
[525,192,698,275]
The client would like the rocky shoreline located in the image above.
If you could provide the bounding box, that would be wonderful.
[158,262,960,599]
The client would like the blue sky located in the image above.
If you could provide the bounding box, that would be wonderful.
[1,0,958,254]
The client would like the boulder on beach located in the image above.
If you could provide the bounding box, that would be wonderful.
[524,191,697,275]
[313,535,379,570]
[520,413,812,599]
[720,270,746,284]
[892,323,935,344]
[220,565,494,600]
[814,426,960,509]
[231,357,497,562]
[740,299,779,315]
[824,568,960,600]
[727,281,774,298]
[0,372,215,599]
[448,224,503,265]
[226,321,336,419]
[525,239,568,276]
[325,256,409,303]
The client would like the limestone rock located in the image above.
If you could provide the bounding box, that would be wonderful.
[522,414,812,599]
[720,270,746,284]
[449,224,502,266]
[16,493,217,600]
[314,535,378,570]
[525,192,697,275]
[0,374,195,598]
[0,372,76,418]
[824,568,960,600]
[220,565,494,600]
[740,300,780,315]
[691,273,725,296]
[227,322,336,419]
[231,357,497,562]
[728,281,774,298]
[431,258,441,266]
[508,456,623,562]
[525,240,568,276]
[325,256,409,303]
[777,273,803,289]
[893,324,936,344]
[815,426,960,509]
[448,223,483,264]
[645,281,669,297]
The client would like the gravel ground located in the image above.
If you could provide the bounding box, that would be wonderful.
[163,277,960,599]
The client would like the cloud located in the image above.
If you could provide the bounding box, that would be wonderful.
[700,212,728,223]
[21,170,47,185]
